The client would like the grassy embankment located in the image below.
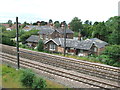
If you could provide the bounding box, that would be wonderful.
[1,64,66,88]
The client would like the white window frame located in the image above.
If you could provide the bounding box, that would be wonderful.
[40,35,43,39]
[80,50,83,53]
[94,47,97,52]
[49,43,56,51]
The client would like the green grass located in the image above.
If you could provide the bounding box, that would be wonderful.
[1,64,66,88]
[46,79,66,88]
[2,64,25,88]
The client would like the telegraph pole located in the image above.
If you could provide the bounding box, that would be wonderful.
[16,17,20,69]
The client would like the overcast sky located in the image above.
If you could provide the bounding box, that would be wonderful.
[0,0,119,24]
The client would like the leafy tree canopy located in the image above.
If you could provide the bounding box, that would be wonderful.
[49,19,53,24]
[69,17,83,32]
[54,21,60,28]
[102,45,120,61]
[20,30,39,43]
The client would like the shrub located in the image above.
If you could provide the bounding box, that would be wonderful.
[20,69,35,87]
[102,45,120,61]
[37,40,44,51]
[19,43,27,48]
[32,77,47,89]
[113,62,120,67]
[2,36,15,46]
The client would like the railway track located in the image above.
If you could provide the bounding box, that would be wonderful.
[2,44,120,83]
[1,52,120,89]
[19,51,119,82]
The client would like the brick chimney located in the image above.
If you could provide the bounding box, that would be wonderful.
[37,21,41,26]
[50,23,54,29]
[68,24,70,29]
[78,32,82,40]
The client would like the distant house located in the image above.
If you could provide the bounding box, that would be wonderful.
[2,24,22,30]
[38,26,74,40]
[23,25,74,40]
[44,38,108,56]
[23,25,37,31]
[44,38,80,54]
[37,26,58,40]
[76,38,108,56]
[26,35,39,47]
[2,24,9,28]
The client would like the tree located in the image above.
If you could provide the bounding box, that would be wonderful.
[60,21,67,27]
[84,20,92,25]
[33,22,37,25]
[49,19,53,24]
[93,21,99,25]
[22,22,27,28]
[69,17,83,32]
[14,22,21,24]
[54,21,60,28]
[105,16,120,44]
[108,31,120,45]
[91,22,107,41]
[37,40,44,51]
[8,20,12,27]
[2,36,15,46]
[0,25,6,32]
[2,29,16,38]
[40,21,47,25]
[102,45,120,61]
[21,21,29,28]
[82,24,92,37]
[20,30,39,43]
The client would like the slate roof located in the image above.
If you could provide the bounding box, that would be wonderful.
[45,38,80,48]
[26,35,39,43]
[44,38,108,50]
[76,38,108,50]
[38,26,74,35]
[37,26,55,35]
[56,28,74,34]
[23,25,36,31]
[24,25,74,34]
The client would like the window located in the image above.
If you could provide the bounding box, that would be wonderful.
[94,47,97,52]
[80,50,83,53]
[40,35,43,39]
[49,43,56,51]
[46,35,48,40]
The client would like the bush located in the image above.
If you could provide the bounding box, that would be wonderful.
[37,40,44,51]
[2,36,15,46]
[98,55,118,66]
[32,77,47,89]
[20,69,47,88]
[102,45,120,61]
[113,62,120,67]
[98,55,109,63]
[20,69,35,87]
[19,43,27,48]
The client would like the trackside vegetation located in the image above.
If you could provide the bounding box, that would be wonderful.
[1,64,66,88]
